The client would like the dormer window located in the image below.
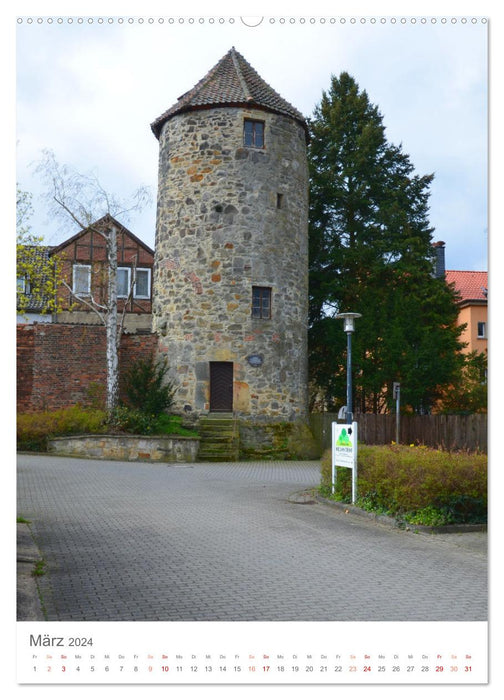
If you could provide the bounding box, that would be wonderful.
[17,277,29,294]
[244,119,264,148]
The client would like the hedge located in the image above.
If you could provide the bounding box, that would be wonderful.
[17,406,107,451]
[320,444,487,525]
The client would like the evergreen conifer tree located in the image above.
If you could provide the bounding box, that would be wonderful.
[308,73,464,413]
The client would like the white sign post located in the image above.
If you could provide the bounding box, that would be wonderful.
[332,422,358,504]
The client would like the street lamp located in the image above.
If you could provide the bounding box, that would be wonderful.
[335,312,362,423]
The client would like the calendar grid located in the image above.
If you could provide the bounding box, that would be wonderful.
[17,621,488,684]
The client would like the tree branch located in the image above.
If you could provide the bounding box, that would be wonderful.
[61,280,106,323]
[52,194,109,242]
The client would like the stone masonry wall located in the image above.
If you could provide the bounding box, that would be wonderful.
[48,434,200,462]
[17,323,157,413]
[153,106,309,421]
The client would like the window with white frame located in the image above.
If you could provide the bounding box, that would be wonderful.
[117,267,151,299]
[17,277,29,294]
[117,267,131,297]
[134,268,151,299]
[477,321,487,339]
[72,264,91,296]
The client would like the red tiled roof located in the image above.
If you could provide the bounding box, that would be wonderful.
[445,270,488,303]
[151,47,307,139]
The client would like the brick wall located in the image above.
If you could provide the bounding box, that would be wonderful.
[17,323,158,413]
[17,325,35,412]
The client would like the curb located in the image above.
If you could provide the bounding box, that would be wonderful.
[314,494,487,534]
[17,523,46,621]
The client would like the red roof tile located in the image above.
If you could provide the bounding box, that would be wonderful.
[445,270,488,303]
[151,47,307,139]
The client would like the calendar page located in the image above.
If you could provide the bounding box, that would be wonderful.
[14,5,491,693]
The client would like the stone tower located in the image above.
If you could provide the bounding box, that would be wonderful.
[151,48,309,423]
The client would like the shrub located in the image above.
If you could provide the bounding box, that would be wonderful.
[17,403,199,450]
[106,406,157,435]
[17,406,107,451]
[122,354,176,416]
[320,444,487,525]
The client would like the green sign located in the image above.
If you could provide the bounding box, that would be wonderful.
[332,424,356,468]
[332,422,358,503]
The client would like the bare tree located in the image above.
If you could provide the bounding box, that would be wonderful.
[35,150,151,413]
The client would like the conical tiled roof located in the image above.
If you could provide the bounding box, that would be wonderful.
[151,47,307,139]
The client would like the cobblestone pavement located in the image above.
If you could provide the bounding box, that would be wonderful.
[17,454,487,622]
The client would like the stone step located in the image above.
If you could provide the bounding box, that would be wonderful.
[197,416,239,462]
[203,413,234,419]
[199,438,237,447]
[202,420,234,424]
[198,430,237,439]
[198,452,239,462]
[199,446,237,454]
[199,419,234,425]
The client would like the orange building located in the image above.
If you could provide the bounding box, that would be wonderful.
[445,270,488,355]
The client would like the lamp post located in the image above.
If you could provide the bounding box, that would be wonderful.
[335,312,362,423]
[393,382,401,444]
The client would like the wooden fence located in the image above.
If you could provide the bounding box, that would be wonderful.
[310,413,487,454]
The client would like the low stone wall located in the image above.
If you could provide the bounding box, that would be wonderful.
[48,434,200,463]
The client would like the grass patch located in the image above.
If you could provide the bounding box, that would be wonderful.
[320,444,487,526]
[31,559,47,577]
[17,516,31,524]
[152,414,199,437]
[107,408,198,436]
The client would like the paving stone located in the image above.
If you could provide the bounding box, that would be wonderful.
[17,454,487,622]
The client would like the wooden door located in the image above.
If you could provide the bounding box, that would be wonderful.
[209,362,233,412]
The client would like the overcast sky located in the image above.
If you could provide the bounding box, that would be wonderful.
[16,12,488,272]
